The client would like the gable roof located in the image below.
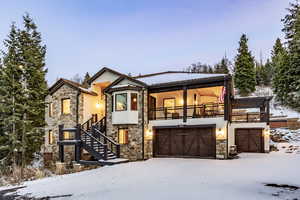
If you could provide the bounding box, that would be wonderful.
[87,67,125,85]
[104,75,148,93]
[49,78,97,96]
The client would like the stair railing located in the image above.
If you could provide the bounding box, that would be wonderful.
[81,127,108,160]
[81,114,98,131]
[94,116,106,133]
[93,126,120,158]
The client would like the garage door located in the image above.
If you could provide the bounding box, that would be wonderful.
[235,129,263,153]
[154,127,216,158]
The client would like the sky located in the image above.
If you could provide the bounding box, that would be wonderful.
[0,0,291,85]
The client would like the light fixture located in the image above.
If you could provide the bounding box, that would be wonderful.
[264,128,270,137]
[216,128,226,139]
[145,129,153,140]
[96,101,102,109]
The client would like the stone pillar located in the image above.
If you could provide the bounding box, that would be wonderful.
[55,162,67,175]
[73,163,84,172]
[216,139,227,159]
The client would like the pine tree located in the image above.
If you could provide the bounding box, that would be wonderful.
[0,23,24,167]
[233,34,256,96]
[278,1,300,111]
[0,14,47,170]
[82,72,91,88]
[261,59,273,86]
[17,14,47,166]
[214,57,230,74]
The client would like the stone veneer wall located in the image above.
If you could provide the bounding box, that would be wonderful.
[216,139,227,159]
[43,84,84,164]
[106,89,152,161]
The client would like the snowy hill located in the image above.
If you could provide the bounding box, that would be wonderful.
[249,86,300,119]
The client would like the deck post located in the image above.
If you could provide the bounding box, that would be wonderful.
[58,124,64,162]
[75,124,81,162]
[183,86,187,122]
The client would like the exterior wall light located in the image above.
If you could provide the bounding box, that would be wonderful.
[145,129,153,140]
[216,128,226,140]
[264,128,270,137]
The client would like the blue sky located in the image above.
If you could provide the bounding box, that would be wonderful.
[0,0,290,85]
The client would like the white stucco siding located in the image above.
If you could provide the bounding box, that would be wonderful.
[83,94,103,122]
[149,117,227,129]
[118,79,144,87]
[91,71,120,85]
[228,122,270,152]
[112,111,139,124]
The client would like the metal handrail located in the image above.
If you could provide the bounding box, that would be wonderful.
[94,128,119,145]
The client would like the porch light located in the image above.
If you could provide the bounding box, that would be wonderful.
[264,128,270,137]
[145,129,153,140]
[216,128,226,139]
[96,102,103,109]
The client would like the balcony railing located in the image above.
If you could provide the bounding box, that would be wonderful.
[231,112,267,123]
[149,103,224,120]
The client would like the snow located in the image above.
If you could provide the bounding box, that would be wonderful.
[237,86,300,119]
[2,152,300,200]
[136,72,226,85]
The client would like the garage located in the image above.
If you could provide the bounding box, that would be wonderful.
[235,128,264,153]
[154,127,216,158]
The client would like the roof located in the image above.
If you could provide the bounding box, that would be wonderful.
[104,75,148,93]
[134,71,227,86]
[49,78,98,96]
[232,96,273,109]
[87,67,125,85]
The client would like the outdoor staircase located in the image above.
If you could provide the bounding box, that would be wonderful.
[58,115,128,166]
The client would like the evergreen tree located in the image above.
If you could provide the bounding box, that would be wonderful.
[0,23,24,167]
[82,72,91,88]
[261,59,273,86]
[17,14,47,166]
[214,57,230,74]
[279,1,300,111]
[0,14,47,169]
[233,34,256,96]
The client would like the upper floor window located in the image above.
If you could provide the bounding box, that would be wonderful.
[48,130,54,144]
[131,93,138,111]
[62,98,71,114]
[49,103,54,117]
[115,93,127,111]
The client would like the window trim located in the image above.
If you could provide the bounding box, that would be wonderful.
[115,93,128,111]
[130,93,138,111]
[118,128,129,144]
[61,98,71,115]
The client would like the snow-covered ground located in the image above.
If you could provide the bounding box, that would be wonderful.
[1,149,300,200]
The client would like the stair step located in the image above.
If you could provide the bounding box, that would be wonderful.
[98,158,129,165]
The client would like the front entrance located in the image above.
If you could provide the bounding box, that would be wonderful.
[154,127,216,158]
[235,128,264,153]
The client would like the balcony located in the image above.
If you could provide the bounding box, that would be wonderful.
[149,103,224,120]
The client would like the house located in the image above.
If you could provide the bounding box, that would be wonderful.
[43,67,272,165]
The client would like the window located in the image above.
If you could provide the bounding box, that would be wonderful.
[48,130,54,144]
[115,93,127,111]
[63,131,74,140]
[163,98,175,109]
[131,93,138,110]
[118,129,128,144]
[62,98,71,114]
[49,103,54,117]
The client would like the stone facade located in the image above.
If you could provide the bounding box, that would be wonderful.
[43,84,84,163]
[106,89,152,161]
[216,139,227,159]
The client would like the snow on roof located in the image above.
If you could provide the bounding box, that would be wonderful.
[135,72,226,85]
[111,84,137,88]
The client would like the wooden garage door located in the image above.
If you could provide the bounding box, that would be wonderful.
[154,127,216,158]
[235,129,263,153]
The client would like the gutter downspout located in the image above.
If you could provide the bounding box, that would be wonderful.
[76,91,81,124]
[141,89,145,160]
